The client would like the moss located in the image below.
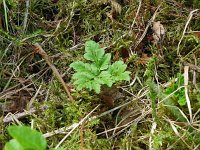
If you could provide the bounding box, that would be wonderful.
[0,0,200,149]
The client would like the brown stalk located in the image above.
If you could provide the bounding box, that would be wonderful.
[34,43,74,102]
[79,123,84,150]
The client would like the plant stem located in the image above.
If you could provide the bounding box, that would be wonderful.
[34,43,74,102]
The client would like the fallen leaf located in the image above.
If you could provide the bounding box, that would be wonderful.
[194,32,200,39]
[111,0,122,14]
[106,11,115,22]
[105,0,122,21]
[121,48,129,62]
[99,86,123,108]
[152,21,165,44]
[51,0,59,3]
[141,53,149,59]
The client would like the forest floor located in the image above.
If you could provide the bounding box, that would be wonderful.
[0,0,200,149]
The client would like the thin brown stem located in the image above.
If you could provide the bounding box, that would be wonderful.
[34,43,74,102]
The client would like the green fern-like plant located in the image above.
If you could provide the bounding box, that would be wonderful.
[70,40,130,93]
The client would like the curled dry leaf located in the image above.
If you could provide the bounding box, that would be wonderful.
[111,0,122,14]
[99,86,123,108]
[106,11,115,22]
[104,0,122,21]
[194,32,200,39]
[51,0,59,4]
[101,0,122,14]
[152,21,165,44]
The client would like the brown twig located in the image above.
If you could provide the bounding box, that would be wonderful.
[3,108,36,123]
[79,122,84,150]
[34,43,74,102]
[133,4,162,51]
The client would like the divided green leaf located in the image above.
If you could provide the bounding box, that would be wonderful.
[97,71,113,87]
[109,61,131,81]
[84,40,105,62]
[98,53,111,70]
[85,80,101,93]
[70,40,130,93]
[70,62,98,75]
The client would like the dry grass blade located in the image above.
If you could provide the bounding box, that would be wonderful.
[149,122,157,150]
[133,4,162,51]
[23,0,30,33]
[192,54,200,93]
[43,92,146,139]
[184,66,193,123]
[0,81,34,99]
[184,62,200,73]
[165,118,193,150]
[110,109,151,139]
[2,54,32,92]
[177,9,199,56]
[27,85,42,110]
[129,0,142,32]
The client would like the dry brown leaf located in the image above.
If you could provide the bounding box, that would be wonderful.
[111,0,122,14]
[152,21,165,44]
[99,86,122,108]
[101,0,122,14]
[106,11,114,22]
[194,32,200,39]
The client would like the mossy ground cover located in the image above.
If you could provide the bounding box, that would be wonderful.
[0,0,200,149]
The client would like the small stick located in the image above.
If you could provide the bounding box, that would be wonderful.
[3,109,36,123]
[129,0,142,32]
[27,85,42,110]
[34,43,74,102]
[79,123,84,150]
